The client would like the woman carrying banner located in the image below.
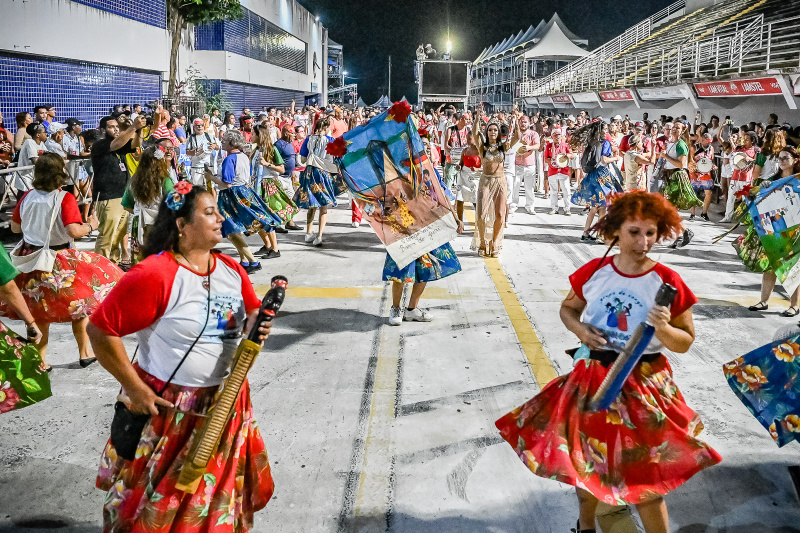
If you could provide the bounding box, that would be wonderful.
[89,185,275,532]
[470,106,521,257]
[570,121,622,242]
[742,146,800,316]
[496,191,721,533]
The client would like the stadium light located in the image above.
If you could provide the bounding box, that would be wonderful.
[315,16,320,22]
[343,71,348,76]
[446,40,452,53]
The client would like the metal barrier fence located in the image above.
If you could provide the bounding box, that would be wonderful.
[519,0,686,96]
[521,10,800,96]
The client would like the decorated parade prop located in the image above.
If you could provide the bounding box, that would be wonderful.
[724,324,800,447]
[589,283,678,412]
[329,101,458,269]
[736,175,800,292]
[175,275,287,493]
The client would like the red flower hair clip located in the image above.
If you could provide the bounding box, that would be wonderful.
[326,136,349,158]
[386,101,412,123]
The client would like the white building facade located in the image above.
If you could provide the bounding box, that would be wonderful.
[0,0,328,129]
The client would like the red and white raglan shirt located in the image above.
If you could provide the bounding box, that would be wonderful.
[569,257,697,352]
[90,252,261,387]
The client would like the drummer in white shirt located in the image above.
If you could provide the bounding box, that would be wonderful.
[185,118,220,184]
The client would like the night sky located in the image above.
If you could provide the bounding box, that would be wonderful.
[297,0,675,104]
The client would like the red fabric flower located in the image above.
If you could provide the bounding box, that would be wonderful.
[387,101,413,123]
[326,136,349,157]
[175,180,193,195]
[734,184,753,199]
[418,127,430,138]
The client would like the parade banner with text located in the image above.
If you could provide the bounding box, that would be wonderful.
[694,77,782,97]
[332,103,457,269]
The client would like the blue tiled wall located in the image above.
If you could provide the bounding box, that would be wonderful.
[71,0,167,28]
[199,80,304,112]
[0,54,162,133]
[195,8,307,74]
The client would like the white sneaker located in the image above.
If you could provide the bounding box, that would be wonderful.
[304,233,317,243]
[720,217,732,224]
[564,210,572,216]
[548,209,558,215]
[388,306,403,326]
[313,236,323,246]
[525,206,535,214]
[508,205,518,214]
[351,221,360,228]
[403,307,433,322]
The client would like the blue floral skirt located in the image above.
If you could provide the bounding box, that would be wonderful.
[571,166,621,208]
[218,185,282,237]
[382,243,462,283]
[293,166,340,209]
[723,334,800,447]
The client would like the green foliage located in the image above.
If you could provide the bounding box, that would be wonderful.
[184,65,230,113]
[168,0,244,28]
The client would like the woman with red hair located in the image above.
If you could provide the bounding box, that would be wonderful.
[496,191,721,533]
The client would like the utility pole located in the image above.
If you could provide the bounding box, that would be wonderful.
[388,55,392,101]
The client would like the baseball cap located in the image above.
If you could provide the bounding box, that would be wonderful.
[567,115,576,122]
[193,118,204,125]
[613,114,622,121]
[64,118,83,128]
[703,133,713,141]
[634,121,645,130]
[551,128,563,135]
[49,122,66,134]
[426,114,432,121]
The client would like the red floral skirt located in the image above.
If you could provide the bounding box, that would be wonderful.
[97,365,274,533]
[0,249,122,323]
[495,355,722,505]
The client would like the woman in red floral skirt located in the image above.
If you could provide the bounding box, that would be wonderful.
[496,191,721,533]
[89,185,274,532]
[0,153,121,369]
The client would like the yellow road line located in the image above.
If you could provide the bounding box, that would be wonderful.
[254,285,471,300]
[464,208,558,387]
[484,258,559,387]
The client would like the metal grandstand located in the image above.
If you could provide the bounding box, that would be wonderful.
[520,0,800,97]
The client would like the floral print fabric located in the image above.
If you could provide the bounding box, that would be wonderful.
[258,177,298,225]
[292,166,339,209]
[382,243,461,283]
[217,185,282,238]
[0,320,51,414]
[724,334,800,447]
[97,366,274,532]
[571,167,621,208]
[0,249,122,323]
[496,355,721,505]
[660,169,703,211]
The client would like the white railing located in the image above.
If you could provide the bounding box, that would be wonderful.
[520,11,800,95]
[519,0,686,96]
[0,165,33,210]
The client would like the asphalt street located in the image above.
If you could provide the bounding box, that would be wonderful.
[1,193,799,533]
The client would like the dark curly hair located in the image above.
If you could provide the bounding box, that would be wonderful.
[594,191,683,243]
[132,146,169,206]
[142,187,213,258]
[569,121,605,151]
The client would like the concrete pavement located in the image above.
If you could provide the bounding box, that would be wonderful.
[1,195,799,533]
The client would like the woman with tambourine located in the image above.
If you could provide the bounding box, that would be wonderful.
[688,133,715,221]
[89,184,275,532]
